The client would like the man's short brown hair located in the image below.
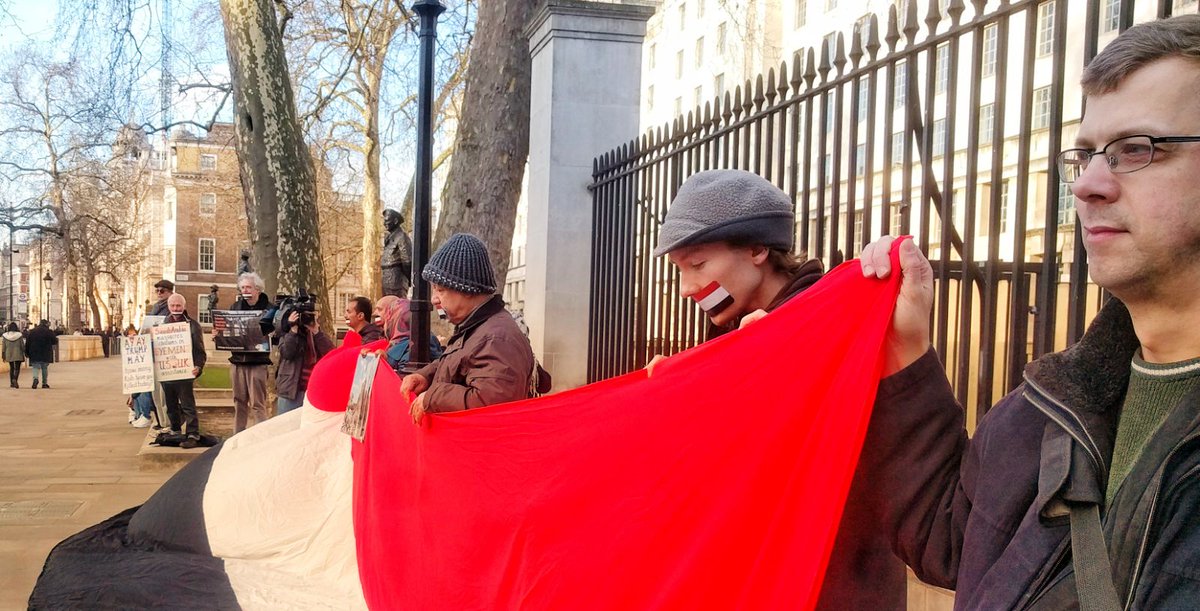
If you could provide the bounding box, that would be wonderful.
[1082,15,1200,95]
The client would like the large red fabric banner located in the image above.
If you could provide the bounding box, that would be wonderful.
[308,249,902,610]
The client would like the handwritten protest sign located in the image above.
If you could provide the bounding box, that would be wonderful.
[342,352,380,441]
[151,323,195,382]
[121,335,155,394]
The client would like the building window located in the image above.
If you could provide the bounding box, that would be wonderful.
[823,32,838,62]
[714,73,725,96]
[891,203,903,234]
[982,25,997,77]
[200,154,217,171]
[936,43,950,94]
[165,194,175,221]
[697,0,705,19]
[649,44,656,70]
[979,103,994,146]
[200,193,216,216]
[999,180,1010,234]
[855,143,867,176]
[1103,0,1121,33]
[857,79,870,122]
[891,131,905,166]
[894,61,907,110]
[823,153,833,182]
[933,118,947,157]
[674,97,683,117]
[825,0,837,11]
[694,85,703,108]
[199,239,216,272]
[853,212,864,255]
[795,0,807,28]
[695,36,705,67]
[676,50,684,79]
[1058,182,1076,225]
[648,85,655,110]
[717,23,727,55]
[1037,2,1055,57]
[678,3,686,29]
[1033,86,1052,130]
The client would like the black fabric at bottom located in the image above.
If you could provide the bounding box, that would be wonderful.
[28,507,240,610]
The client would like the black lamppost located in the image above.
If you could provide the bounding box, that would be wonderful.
[407,0,445,369]
[43,271,52,322]
[108,292,116,330]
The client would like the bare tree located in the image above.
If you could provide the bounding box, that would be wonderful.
[435,0,533,286]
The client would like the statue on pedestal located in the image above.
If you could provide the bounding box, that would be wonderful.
[381,209,413,297]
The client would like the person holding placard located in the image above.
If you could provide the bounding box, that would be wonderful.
[160,293,207,448]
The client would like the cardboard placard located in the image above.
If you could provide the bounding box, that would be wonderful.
[151,322,195,381]
[342,352,380,441]
[211,310,270,352]
[121,335,155,394]
[139,315,165,335]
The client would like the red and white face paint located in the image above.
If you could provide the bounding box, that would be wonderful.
[692,281,734,316]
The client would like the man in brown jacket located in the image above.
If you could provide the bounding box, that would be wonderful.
[401,233,547,423]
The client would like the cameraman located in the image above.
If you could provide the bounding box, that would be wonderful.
[275,306,333,415]
[225,272,272,432]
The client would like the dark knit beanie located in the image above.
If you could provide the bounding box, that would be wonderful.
[653,169,795,256]
[421,233,496,294]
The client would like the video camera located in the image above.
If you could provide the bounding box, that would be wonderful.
[262,288,317,336]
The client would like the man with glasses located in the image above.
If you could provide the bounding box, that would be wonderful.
[857,15,1200,609]
[150,280,174,317]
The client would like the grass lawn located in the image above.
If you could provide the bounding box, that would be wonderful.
[195,366,232,389]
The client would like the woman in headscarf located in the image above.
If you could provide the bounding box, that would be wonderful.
[376,295,443,370]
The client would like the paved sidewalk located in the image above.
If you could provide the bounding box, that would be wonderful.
[0,357,183,611]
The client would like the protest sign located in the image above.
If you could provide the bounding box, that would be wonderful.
[151,323,195,381]
[342,352,380,441]
[121,335,155,394]
[211,310,269,352]
[139,315,165,335]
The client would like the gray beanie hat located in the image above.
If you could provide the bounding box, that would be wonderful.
[653,169,795,256]
[422,233,496,294]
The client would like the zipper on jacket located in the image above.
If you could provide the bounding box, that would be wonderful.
[1122,432,1200,610]
[1024,378,1108,483]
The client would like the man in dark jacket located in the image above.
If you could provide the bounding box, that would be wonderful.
[651,169,904,611]
[161,293,207,448]
[224,272,272,432]
[275,308,334,414]
[401,233,548,422]
[25,319,57,389]
[149,279,174,317]
[344,296,383,343]
[860,15,1200,609]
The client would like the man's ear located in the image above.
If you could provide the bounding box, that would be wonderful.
[749,245,770,266]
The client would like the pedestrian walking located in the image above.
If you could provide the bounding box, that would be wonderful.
[3,323,26,388]
[25,319,57,389]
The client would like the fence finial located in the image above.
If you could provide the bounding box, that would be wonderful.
[925,0,942,31]
[947,0,966,26]
[722,91,734,122]
[765,68,778,105]
[777,60,790,98]
[754,74,766,110]
[866,14,882,60]
[742,79,755,114]
[885,6,901,53]
[732,84,744,119]
[849,25,864,68]
[818,37,832,83]
[804,48,818,89]
[903,0,919,45]
[833,32,848,76]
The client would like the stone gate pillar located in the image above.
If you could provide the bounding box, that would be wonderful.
[524,0,654,390]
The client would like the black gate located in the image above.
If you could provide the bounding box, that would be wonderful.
[589,0,1193,423]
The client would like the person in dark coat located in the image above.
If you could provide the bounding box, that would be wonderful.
[401,234,549,423]
[161,293,207,448]
[649,169,904,611]
[149,279,174,317]
[275,307,334,415]
[859,16,1200,608]
[25,319,57,389]
[223,272,273,432]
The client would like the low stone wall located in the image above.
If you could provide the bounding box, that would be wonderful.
[57,336,105,361]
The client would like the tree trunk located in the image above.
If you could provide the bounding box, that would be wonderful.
[220,0,329,329]
[359,67,384,300]
[435,0,533,289]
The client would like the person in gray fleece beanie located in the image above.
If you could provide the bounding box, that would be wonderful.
[648,170,904,609]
